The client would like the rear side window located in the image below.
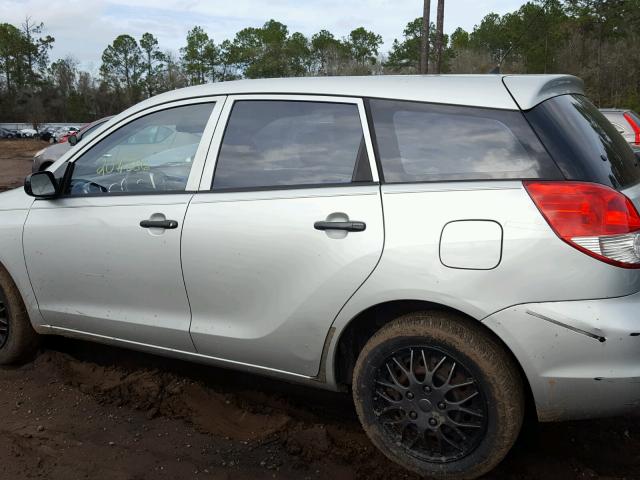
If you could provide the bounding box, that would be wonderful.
[368,99,560,183]
[526,95,640,190]
[212,100,371,190]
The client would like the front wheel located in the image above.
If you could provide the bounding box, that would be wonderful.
[352,311,524,480]
[0,268,40,365]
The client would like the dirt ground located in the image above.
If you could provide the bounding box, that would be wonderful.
[0,139,42,191]
[0,139,639,479]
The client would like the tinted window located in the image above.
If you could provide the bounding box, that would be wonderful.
[67,103,214,195]
[78,120,108,141]
[212,100,370,190]
[80,123,102,137]
[369,99,560,183]
[526,95,640,189]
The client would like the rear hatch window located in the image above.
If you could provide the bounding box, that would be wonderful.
[525,94,640,190]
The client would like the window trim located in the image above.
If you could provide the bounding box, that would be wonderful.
[197,94,380,192]
[49,96,226,199]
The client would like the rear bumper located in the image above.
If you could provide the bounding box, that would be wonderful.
[483,291,640,422]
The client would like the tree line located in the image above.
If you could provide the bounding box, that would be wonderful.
[0,0,638,125]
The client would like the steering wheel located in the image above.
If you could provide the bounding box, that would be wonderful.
[72,179,108,195]
[120,170,169,193]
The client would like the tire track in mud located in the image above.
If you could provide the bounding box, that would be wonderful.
[11,343,411,479]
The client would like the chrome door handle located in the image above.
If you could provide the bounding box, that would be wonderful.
[140,219,179,229]
[314,221,366,232]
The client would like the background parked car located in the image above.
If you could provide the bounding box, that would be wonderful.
[600,109,640,146]
[19,128,38,138]
[51,126,80,143]
[33,117,112,172]
[38,126,58,143]
[56,130,75,144]
[0,127,17,139]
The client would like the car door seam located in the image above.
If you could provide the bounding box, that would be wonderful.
[20,205,44,317]
[181,193,198,353]
[318,184,387,380]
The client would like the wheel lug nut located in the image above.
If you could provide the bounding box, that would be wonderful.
[423,386,431,394]
[438,402,446,410]
[406,392,414,400]
[428,418,437,426]
[409,411,418,420]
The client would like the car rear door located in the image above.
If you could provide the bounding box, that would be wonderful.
[23,98,225,351]
[182,95,384,377]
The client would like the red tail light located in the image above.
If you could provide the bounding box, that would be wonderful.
[524,181,640,268]
[624,112,640,145]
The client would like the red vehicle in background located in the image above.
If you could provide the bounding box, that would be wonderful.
[51,126,81,144]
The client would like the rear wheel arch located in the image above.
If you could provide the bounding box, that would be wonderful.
[332,299,537,419]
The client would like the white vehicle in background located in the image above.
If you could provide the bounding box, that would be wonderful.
[19,128,38,138]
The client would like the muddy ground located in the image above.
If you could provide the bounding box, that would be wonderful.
[0,139,639,479]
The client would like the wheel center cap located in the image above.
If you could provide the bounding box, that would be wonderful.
[418,398,433,413]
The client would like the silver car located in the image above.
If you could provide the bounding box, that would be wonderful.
[1,75,639,479]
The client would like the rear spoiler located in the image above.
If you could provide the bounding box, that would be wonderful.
[502,75,584,111]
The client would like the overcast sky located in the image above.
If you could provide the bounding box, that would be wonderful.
[1,0,524,72]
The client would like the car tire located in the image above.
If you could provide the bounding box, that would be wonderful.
[352,311,524,480]
[0,267,40,365]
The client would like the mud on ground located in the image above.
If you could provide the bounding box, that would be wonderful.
[0,335,638,480]
[0,140,639,479]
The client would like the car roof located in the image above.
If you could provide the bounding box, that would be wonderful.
[121,74,584,117]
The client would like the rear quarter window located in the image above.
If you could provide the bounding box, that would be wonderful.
[368,99,561,183]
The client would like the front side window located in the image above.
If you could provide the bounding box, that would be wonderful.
[67,103,215,195]
[212,100,371,190]
[369,99,561,183]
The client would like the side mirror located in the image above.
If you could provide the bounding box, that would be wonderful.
[68,134,78,146]
[24,171,60,198]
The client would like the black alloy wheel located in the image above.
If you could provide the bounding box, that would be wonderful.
[372,346,488,463]
[352,312,525,480]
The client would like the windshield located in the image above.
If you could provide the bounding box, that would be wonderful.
[525,94,640,189]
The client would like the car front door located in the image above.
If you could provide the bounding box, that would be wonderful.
[23,99,224,351]
[182,95,384,377]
